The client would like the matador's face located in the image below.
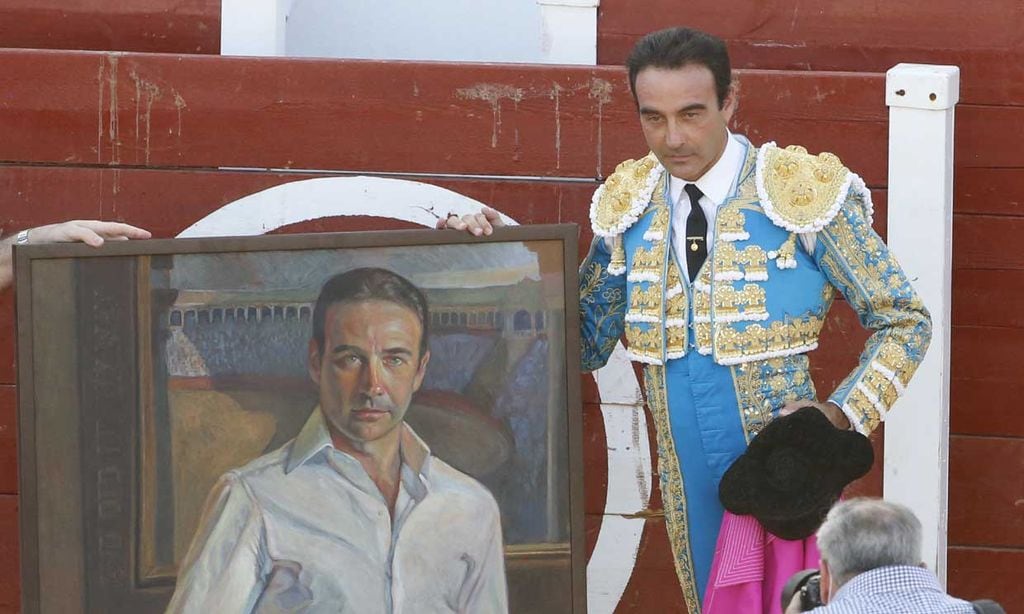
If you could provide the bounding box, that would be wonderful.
[634,64,735,182]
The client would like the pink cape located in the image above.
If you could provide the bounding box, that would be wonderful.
[703,511,820,614]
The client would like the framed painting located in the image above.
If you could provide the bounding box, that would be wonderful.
[15,225,584,614]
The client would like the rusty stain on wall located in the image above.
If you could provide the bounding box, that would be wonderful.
[455,83,525,148]
[174,91,187,142]
[106,55,120,165]
[130,68,162,165]
[123,67,189,163]
[550,82,563,169]
[589,77,613,179]
[96,60,105,164]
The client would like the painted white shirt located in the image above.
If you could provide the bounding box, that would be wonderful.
[668,131,746,280]
[167,409,508,614]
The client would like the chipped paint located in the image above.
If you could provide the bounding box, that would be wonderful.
[129,68,163,165]
[631,405,651,505]
[588,77,613,178]
[106,55,120,164]
[173,90,187,140]
[455,83,524,148]
[96,60,105,164]
[551,82,564,169]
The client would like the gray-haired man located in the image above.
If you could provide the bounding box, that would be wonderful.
[788,498,975,613]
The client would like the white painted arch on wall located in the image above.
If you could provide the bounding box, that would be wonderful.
[178,175,651,614]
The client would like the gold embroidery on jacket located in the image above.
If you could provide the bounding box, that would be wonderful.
[845,387,883,433]
[628,284,662,320]
[816,193,931,434]
[664,259,688,356]
[740,245,769,280]
[625,323,661,362]
[691,262,713,353]
[666,288,687,320]
[713,284,768,320]
[714,239,769,283]
[762,145,848,229]
[630,243,664,278]
[593,155,661,233]
[610,235,627,274]
[714,242,742,278]
[732,362,773,442]
[718,207,748,240]
[694,322,712,353]
[666,259,683,291]
[731,354,819,442]
[877,342,910,382]
[666,326,686,352]
[643,365,701,614]
[714,315,824,364]
[645,205,670,239]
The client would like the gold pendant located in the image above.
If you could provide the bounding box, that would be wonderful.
[690,242,699,252]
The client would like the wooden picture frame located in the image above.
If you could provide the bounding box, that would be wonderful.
[15,225,584,614]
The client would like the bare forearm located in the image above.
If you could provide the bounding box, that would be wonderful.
[0,221,151,292]
[0,233,16,291]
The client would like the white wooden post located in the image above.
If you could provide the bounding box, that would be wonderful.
[536,0,600,65]
[220,0,293,56]
[883,63,959,583]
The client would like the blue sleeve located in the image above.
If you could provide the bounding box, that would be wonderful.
[579,236,627,372]
[814,192,932,434]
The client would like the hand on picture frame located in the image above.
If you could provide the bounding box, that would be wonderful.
[435,206,505,236]
[1,220,151,291]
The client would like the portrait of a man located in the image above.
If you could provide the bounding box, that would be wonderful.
[16,231,581,614]
[167,267,508,613]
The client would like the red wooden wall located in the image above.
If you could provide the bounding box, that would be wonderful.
[0,0,219,54]
[0,0,1017,611]
[597,1,1024,608]
[0,50,885,612]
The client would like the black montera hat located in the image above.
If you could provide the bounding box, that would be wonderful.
[718,406,874,540]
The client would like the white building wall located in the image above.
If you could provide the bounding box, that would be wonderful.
[287,0,544,62]
[222,0,599,64]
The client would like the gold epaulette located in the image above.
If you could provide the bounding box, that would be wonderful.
[589,153,663,238]
[755,142,867,234]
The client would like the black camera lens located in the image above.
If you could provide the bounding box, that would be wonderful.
[781,568,824,612]
[800,575,823,610]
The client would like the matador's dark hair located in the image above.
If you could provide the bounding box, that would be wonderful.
[312,267,429,357]
[626,27,732,108]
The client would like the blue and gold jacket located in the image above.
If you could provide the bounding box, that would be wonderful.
[579,137,932,436]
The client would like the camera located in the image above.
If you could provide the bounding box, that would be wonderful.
[780,568,824,611]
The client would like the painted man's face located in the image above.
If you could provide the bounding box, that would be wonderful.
[634,64,735,182]
[309,299,429,445]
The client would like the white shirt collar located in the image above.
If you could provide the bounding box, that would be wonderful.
[286,407,433,479]
[670,131,745,206]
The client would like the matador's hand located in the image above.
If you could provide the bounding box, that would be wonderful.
[780,399,852,431]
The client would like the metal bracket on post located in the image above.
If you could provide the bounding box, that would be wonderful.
[883,63,959,584]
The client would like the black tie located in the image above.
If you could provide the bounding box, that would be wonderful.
[683,183,707,282]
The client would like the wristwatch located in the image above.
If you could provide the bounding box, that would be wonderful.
[15,229,29,245]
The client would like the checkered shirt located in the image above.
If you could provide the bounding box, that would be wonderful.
[810,565,975,613]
